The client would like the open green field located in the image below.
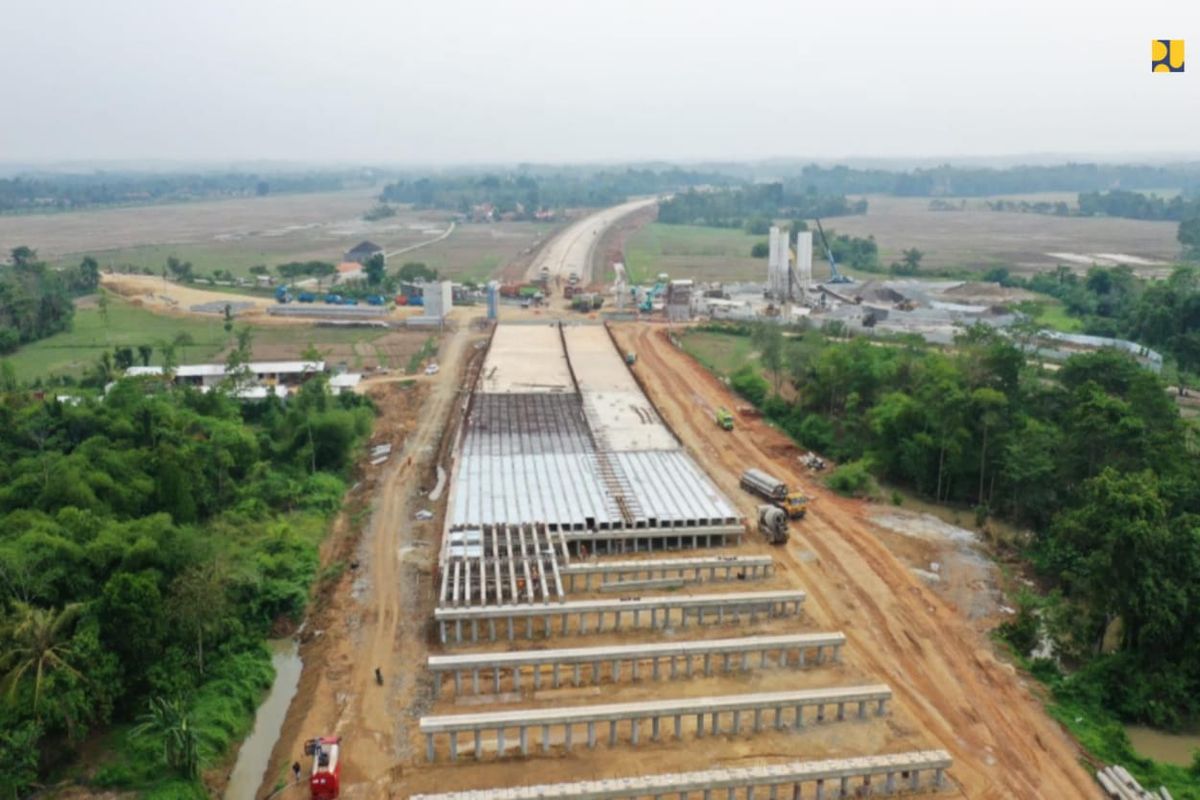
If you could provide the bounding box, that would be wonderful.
[677,328,757,378]
[4,297,432,382]
[625,223,762,284]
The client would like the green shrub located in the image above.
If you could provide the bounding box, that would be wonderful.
[730,365,768,406]
[824,459,876,497]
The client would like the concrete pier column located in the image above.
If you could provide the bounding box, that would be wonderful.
[533,664,542,690]
[815,779,825,800]
[564,723,573,751]
[587,721,596,748]
[426,733,435,762]
[652,716,661,741]
[455,620,462,643]
[704,653,713,676]
[633,609,640,626]
[858,700,867,719]
[561,613,569,635]
[450,672,458,696]
[774,707,784,730]
[885,772,895,793]
[525,617,533,639]
[652,658,661,680]
[815,645,823,664]
[474,730,481,759]
[722,653,732,672]
[877,698,887,715]
[833,643,843,663]
[513,667,522,691]
[794,705,804,728]
[608,720,618,747]
[731,710,741,734]
[718,607,725,624]
[472,669,480,694]
[497,728,505,756]
[769,785,778,800]
[753,708,763,732]
[910,770,920,790]
[798,648,806,668]
[670,658,679,679]
[614,610,622,631]
[449,733,458,761]
[493,669,501,694]
[592,660,601,684]
[506,617,514,641]
[760,648,769,668]
[471,619,478,642]
[816,703,825,723]
[611,659,620,681]
[489,618,496,642]
[839,777,849,797]
[703,790,712,800]
[674,714,682,738]
[935,767,945,787]
[630,718,640,745]
[439,621,447,644]
[631,658,640,681]
[696,713,705,736]
[552,663,561,688]
[519,726,528,756]
[710,711,720,736]
[580,612,588,634]
[573,663,582,686]
[541,724,550,753]
[649,607,658,629]
[744,786,752,800]
[686,654,694,677]
[836,702,845,722]
[741,651,749,671]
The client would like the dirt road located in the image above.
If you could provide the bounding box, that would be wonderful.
[260,324,480,797]
[612,323,1100,800]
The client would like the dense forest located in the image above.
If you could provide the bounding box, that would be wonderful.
[0,374,372,797]
[984,265,1200,376]
[378,168,735,216]
[714,323,1200,733]
[0,247,99,354]
[656,185,866,229]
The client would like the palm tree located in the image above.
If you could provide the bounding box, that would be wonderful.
[0,602,84,718]
[130,697,200,779]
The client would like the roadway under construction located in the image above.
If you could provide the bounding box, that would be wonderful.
[417,321,957,797]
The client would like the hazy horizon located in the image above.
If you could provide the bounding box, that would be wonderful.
[2,0,1197,164]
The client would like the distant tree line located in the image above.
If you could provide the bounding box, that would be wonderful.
[379,168,737,217]
[0,171,365,214]
[656,185,866,230]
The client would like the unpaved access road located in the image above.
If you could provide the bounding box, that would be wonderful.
[525,198,659,287]
[612,323,1100,800]
[259,324,480,797]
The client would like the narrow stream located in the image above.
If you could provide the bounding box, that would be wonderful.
[1125,725,1200,767]
[224,638,303,800]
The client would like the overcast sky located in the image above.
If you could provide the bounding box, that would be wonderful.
[1,0,1197,165]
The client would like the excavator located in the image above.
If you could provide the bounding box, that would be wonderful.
[814,218,854,285]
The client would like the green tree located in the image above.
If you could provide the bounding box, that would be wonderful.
[751,323,785,396]
[0,719,41,800]
[0,602,84,717]
[77,256,100,291]
[167,564,228,675]
[137,344,153,367]
[172,331,194,363]
[397,262,438,283]
[130,697,200,779]
[1177,217,1200,258]
[364,253,386,286]
[750,242,769,258]
[9,247,36,268]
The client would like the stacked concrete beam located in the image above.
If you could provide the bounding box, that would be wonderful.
[420,685,892,761]
[434,590,806,644]
[411,749,952,799]
[561,555,773,590]
[428,633,846,697]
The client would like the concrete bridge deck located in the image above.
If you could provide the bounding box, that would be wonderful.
[434,590,806,644]
[428,633,846,696]
[420,684,891,761]
[410,749,952,799]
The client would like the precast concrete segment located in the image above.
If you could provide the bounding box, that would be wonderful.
[410,749,952,799]
[561,555,773,589]
[419,685,892,762]
[433,590,806,644]
[479,324,574,394]
[427,633,846,697]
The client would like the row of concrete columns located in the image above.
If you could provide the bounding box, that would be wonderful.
[424,696,888,762]
[565,530,742,554]
[431,639,842,698]
[436,595,805,644]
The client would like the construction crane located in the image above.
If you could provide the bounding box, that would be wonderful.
[814,218,854,285]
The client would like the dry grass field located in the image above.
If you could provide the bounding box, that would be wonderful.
[624,193,1183,284]
[0,188,556,283]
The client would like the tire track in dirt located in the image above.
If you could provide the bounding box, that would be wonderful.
[613,323,1099,800]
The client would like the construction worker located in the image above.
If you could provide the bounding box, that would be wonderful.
[292,761,301,783]
[375,667,383,685]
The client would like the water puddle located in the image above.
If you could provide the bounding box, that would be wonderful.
[1125,725,1200,767]
[224,638,303,800]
